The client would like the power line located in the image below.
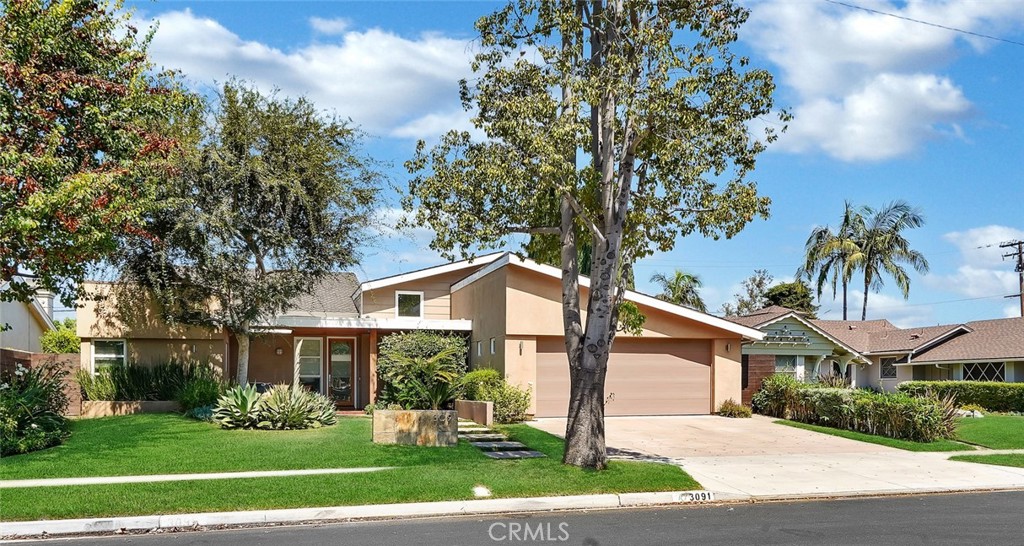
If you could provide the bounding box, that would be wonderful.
[1001,240,1024,317]
[823,0,1024,48]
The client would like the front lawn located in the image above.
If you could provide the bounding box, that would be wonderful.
[774,420,974,452]
[949,454,1024,468]
[955,414,1024,449]
[0,414,698,521]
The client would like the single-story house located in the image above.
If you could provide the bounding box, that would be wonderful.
[0,279,56,353]
[78,253,763,416]
[731,306,1024,396]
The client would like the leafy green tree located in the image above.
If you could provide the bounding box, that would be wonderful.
[797,202,864,320]
[40,318,80,354]
[856,201,929,320]
[405,0,784,468]
[0,0,197,306]
[720,269,773,317]
[120,82,381,384]
[763,281,818,318]
[650,270,706,312]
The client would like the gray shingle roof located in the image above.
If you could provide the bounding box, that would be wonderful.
[807,319,897,354]
[725,306,795,328]
[283,273,360,317]
[913,317,1024,363]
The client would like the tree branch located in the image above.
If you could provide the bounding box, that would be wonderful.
[564,192,607,245]
[508,226,561,235]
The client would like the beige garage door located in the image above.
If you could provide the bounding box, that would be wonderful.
[535,337,712,417]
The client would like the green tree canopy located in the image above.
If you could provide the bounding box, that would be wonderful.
[119,82,381,383]
[856,201,929,320]
[763,280,818,318]
[405,0,784,468]
[796,201,864,320]
[720,269,773,317]
[0,0,197,305]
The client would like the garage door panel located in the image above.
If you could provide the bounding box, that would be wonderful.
[536,338,711,417]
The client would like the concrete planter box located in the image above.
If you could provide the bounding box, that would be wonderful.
[372,409,458,447]
[455,399,493,427]
[80,401,181,418]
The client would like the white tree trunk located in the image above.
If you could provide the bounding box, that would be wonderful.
[236,332,251,385]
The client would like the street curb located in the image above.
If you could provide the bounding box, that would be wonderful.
[0,491,712,538]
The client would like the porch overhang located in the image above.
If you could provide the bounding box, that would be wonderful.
[265,315,473,332]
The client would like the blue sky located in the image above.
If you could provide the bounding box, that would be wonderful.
[126,0,1024,327]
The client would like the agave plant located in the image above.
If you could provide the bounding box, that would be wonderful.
[258,384,337,430]
[213,384,264,429]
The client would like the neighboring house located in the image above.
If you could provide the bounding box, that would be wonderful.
[0,279,56,353]
[731,306,1024,397]
[78,253,763,416]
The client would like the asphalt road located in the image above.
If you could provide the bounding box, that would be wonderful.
[23,491,1024,546]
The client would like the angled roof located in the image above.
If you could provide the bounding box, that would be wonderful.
[282,273,360,317]
[0,279,56,332]
[912,317,1024,363]
[357,252,504,293]
[867,324,970,353]
[452,253,765,340]
[726,306,796,328]
[811,319,897,354]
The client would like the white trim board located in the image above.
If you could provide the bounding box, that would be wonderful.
[267,315,473,332]
[356,252,504,294]
[451,253,764,341]
[751,312,869,364]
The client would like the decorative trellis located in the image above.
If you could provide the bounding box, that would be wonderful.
[962,362,1005,382]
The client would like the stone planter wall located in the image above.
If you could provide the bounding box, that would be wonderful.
[455,399,493,427]
[372,409,458,447]
[80,401,181,418]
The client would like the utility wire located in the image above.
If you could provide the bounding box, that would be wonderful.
[824,0,1024,48]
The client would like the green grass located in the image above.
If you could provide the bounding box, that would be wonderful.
[950,454,1024,468]
[955,414,1024,449]
[774,420,974,452]
[0,415,698,521]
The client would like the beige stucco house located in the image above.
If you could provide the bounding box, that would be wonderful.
[0,280,56,353]
[731,306,1024,396]
[78,253,763,416]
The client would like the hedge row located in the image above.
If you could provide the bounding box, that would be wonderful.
[753,375,957,442]
[898,381,1024,412]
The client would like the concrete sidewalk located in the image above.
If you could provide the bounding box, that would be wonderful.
[0,467,395,489]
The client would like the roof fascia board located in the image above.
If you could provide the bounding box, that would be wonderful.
[358,252,504,293]
[910,325,974,355]
[453,254,764,340]
[266,315,474,332]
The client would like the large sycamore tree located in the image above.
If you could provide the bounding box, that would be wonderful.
[405,0,783,469]
[0,0,195,305]
[121,83,380,384]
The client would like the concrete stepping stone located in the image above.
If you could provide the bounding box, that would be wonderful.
[470,441,528,451]
[458,426,492,433]
[483,450,546,459]
[460,433,507,442]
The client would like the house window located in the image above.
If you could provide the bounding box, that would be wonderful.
[490,338,496,355]
[880,358,898,380]
[962,362,1005,382]
[395,291,424,319]
[295,338,323,392]
[775,355,797,377]
[476,341,482,357]
[92,340,125,373]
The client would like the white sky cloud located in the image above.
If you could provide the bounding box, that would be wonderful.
[818,290,933,328]
[309,17,351,35]
[144,9,475,139]
[926,225,1024,298]
[745,0,1024,162]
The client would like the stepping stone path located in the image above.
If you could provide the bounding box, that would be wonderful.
[458,419,546,459]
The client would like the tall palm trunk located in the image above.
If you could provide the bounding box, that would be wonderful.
[842,278,848,320]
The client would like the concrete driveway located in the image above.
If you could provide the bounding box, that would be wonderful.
[529,416,1024,499]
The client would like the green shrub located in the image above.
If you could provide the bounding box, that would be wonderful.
[898,381,1024,412]
[40,318,80,354]
[479,382,531,424]
[751,374,801,417]
[0,362,71,455]
[212,384,337,430]
[376,331,468,407]
[178,376,224,413]
[187,405,215,421]
[717,398,752,418]
[463,368,502,401]
[391,347,466,410]
[75,361,221,402]
[258,384,337,429]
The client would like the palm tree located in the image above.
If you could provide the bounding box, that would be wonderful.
[797,202,864,320]
[650,270,707,312]
[857,201,929,320]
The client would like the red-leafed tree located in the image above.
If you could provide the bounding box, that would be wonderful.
[0,0,198,305]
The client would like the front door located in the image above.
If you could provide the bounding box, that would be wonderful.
[327,338,355,408]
